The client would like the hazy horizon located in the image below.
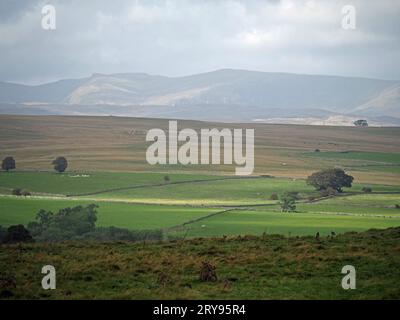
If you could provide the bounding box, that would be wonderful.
[2,67,399,87]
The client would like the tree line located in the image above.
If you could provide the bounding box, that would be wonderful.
[0,204,163,244]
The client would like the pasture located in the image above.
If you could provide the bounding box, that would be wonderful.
[0,115,399,300]
[1,115,400,184]
[0,171,399,237]
[0,115,399,238]
[174,207,400,238]
[0,197,218,230]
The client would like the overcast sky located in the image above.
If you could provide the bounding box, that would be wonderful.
[0,0,399,84]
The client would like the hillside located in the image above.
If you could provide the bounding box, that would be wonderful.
[1,70,399,125]
[1,227,399,299]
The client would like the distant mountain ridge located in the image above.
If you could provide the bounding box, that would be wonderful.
[1,69,399,126]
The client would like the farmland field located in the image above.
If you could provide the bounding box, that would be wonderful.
[0,115,399,300]
[1,115,400,184]
[172,206,400,238]
[0,171,216,196]
[0,115,399,237]
[0,197,218,230]
[0,172,399,237]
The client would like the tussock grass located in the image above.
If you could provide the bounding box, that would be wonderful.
[1,227,399,299]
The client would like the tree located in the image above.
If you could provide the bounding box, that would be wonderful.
[306,168,354,192]
[12,188,22,196]
[11,188,30,196]
[0,226,6,242]
[1,156,15,171]
[52,156,68,173]
[27,204,98,241]
[2,225,33,244]
[354,119,368,127]
[280,194,296,212]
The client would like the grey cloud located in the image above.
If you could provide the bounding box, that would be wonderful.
[0,0,39,20]
[0,0,399,84]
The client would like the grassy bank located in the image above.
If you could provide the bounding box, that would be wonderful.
[1,227,399,299]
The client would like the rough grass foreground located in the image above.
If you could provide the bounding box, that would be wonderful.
[1,227,399,300]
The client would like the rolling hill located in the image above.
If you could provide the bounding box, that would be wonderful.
[1,69,399,125]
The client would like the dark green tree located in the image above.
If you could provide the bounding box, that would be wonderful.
[0,225,6,242]
[1,156,15,171]
[306,168,354,192]
[279,194,296,212]
[2,225,33,244]
[52,156,68,173]
[27,204,98,241]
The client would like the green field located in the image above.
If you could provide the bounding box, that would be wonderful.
[0,197,218,230]
[0,117,400,237]
[90,181,400,205]
[0,171,217,196]
[174,209,400,238]
[1,171,397,206]
[317,194,400,206]
[296,203,400,216]
[88,177,313,205]
[1,171,399,238]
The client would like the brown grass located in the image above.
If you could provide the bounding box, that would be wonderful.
[0,115,399,183]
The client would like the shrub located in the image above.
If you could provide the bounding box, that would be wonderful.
[0,226,6,242]
[395,204,400,209]
[164,175,170,183]
[319,187,338,197]
[0,274,16,298]
[11,189,31,196]
[270,193,279,200]
[199,261,217,282]
[2,225,34,244]
[11,188,22,196]
[362,186,372,193]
